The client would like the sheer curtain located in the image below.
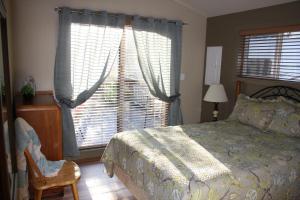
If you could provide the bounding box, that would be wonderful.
[132,16,183,125]
[54,7,125,156]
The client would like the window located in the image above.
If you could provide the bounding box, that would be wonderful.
[71,24,169,148]
[237,26,300,82]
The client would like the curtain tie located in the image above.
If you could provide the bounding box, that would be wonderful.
[169,93,181,102]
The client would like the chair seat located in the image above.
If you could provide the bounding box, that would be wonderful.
[31,161,81,190]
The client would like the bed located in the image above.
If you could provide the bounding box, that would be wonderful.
[101,85,300,200]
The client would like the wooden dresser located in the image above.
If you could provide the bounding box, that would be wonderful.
[15,93,64,197]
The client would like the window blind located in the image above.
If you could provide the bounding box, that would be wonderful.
[237,26,300,82]
[71,24,169,148]
[118,26,169,132]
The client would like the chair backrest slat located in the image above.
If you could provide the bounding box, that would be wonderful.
[24,148,44,178]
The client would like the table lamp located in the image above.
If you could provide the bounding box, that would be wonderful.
[204,84,228,121]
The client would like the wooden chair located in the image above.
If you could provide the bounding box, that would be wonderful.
[24,149,81,200]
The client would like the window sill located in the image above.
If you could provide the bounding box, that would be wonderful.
[65,146,106,164]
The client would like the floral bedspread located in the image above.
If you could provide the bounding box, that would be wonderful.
[101,120,300,200]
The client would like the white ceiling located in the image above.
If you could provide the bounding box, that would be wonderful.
[173,0,296,17]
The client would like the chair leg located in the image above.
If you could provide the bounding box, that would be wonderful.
[71,183,79,200]
[34,190,43,200]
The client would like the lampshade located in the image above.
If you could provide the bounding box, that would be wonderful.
[204,84,228,103]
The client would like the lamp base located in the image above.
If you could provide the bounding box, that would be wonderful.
[212,102,219,121]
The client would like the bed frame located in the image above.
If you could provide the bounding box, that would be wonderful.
[113,164,149,200]
[235,80,300,102]
[113,82,300,200]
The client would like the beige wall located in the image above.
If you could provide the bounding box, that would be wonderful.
[12,0,207,123]
[201,1,300,122]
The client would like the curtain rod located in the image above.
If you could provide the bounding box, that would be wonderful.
[54,7,188,25]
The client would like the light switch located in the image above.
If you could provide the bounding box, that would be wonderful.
[180,73,185,80]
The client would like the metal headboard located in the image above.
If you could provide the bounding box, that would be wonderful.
[250,86,300,102]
